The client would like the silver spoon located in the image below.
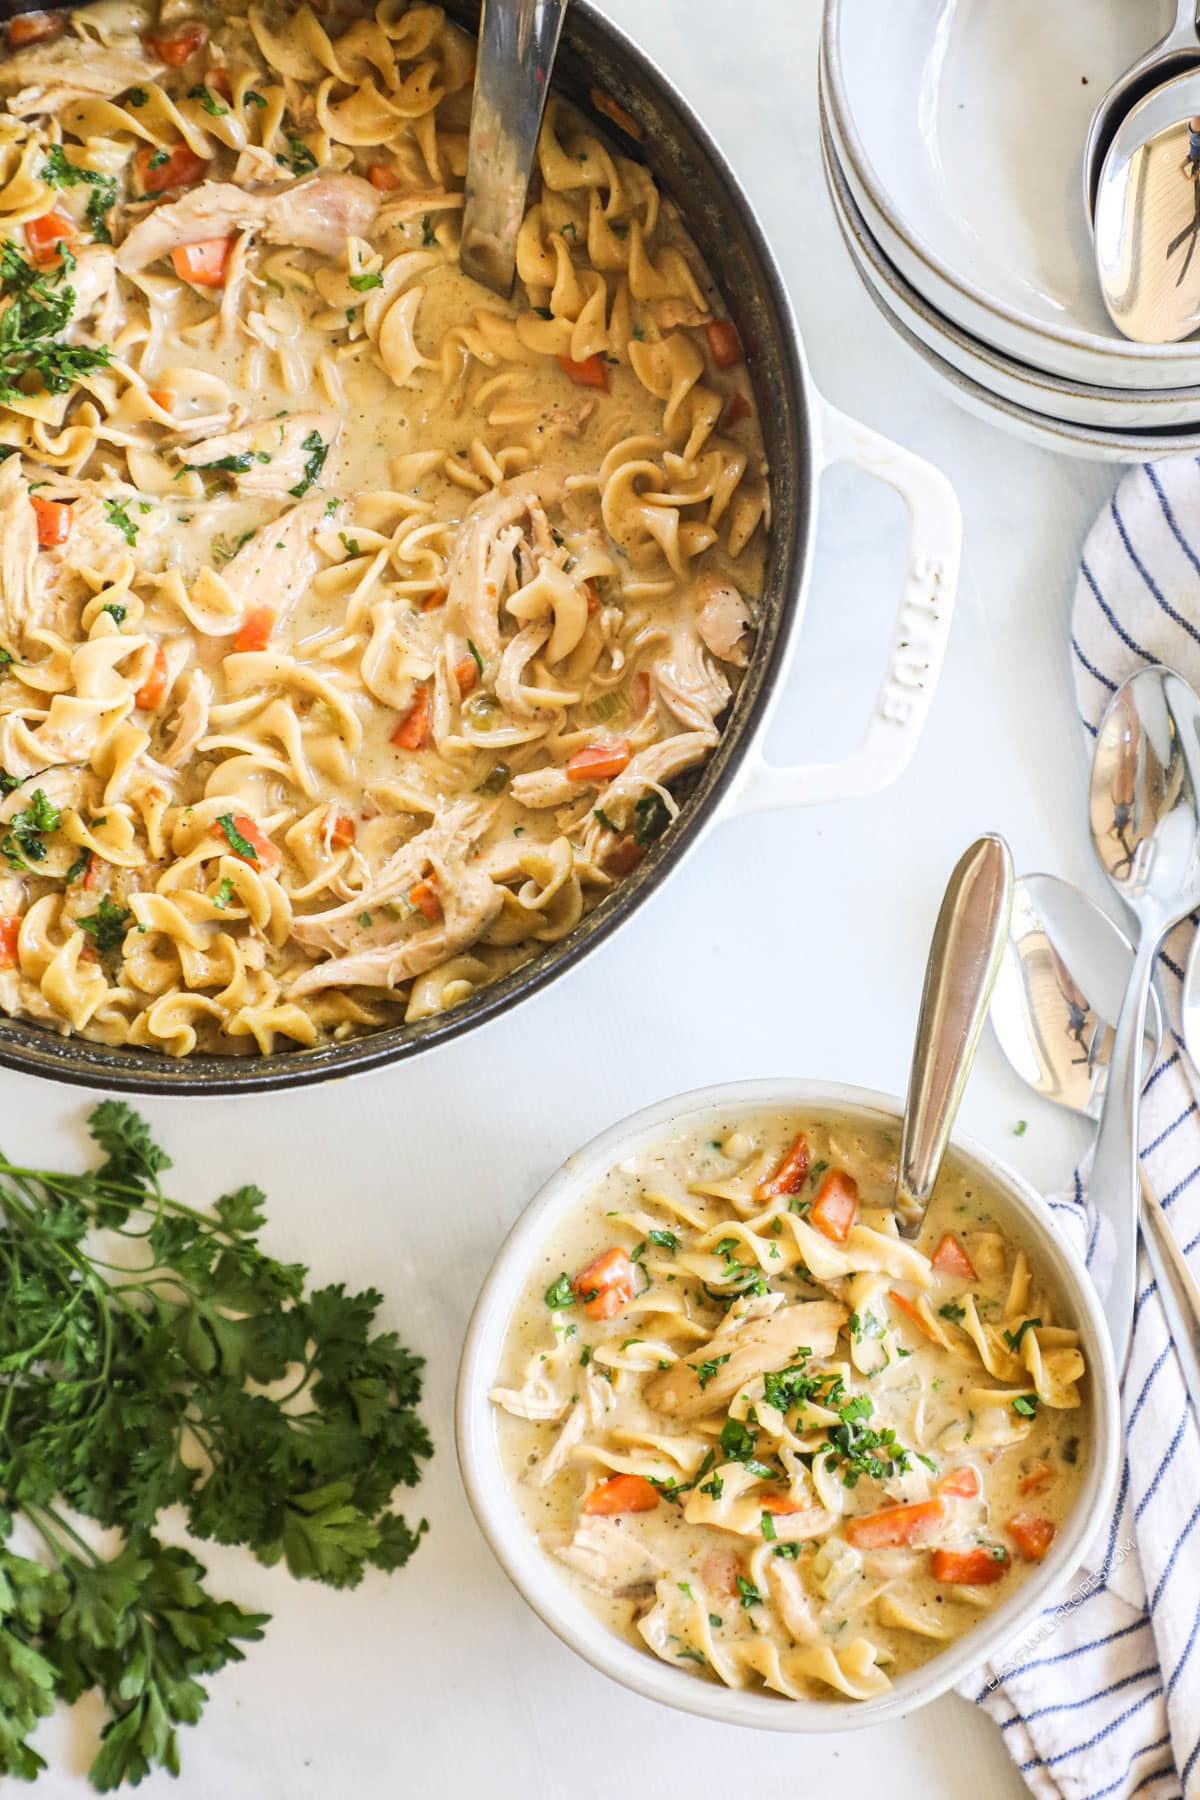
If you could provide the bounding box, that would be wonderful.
[1089,666,1200,1367]
[1083,0,1200,224]
[991,873,1200,1400]
[460,0,570,296]
[895,835,1014,1237]
[1178,911,1200,1067]
[1093,68,1200,342]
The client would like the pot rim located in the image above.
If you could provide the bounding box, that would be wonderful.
[455,1077,1122,1733]
[0,0,817,1095]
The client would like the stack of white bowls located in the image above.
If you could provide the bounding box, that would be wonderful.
[820,0,1200,461]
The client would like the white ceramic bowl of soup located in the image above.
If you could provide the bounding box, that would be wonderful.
[456,1079,1121,1731]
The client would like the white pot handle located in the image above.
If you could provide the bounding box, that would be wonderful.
[724,395,962,817]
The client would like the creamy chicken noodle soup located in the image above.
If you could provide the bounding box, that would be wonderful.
[0,0,766,1056]
[491,1112,1090,1702]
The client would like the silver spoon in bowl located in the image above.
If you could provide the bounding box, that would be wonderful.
[1083,0,1200,225]
[460,0,570,296]
[991,873,1200,1397]
[1093,69,1200,342]
[894,835,1014,1237]
[1088,666,1200,1367]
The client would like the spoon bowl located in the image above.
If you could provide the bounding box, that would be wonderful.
[1088,665,1200,1365]
[1094,68,1200,343]
[1084,0,1200,224]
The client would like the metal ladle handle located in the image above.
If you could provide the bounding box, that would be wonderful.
[896,835,1015,1235]
[460,0,570,296]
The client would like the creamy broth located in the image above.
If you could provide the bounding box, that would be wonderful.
[491,1112,1090,1702]
[0,0,766,1055]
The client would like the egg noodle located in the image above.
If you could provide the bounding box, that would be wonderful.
[0,0,767,1055]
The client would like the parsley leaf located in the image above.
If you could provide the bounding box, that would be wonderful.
[288,430,328,497]
[186,82,228,116]
[76,894,132,956]
[348,268,383,291]
[1002,1317,1042,1353]
[544,1272,574,1309]
[103,499,139,546]
[215,814,256,860]
[39,146,117,244]
[2,787,60,870]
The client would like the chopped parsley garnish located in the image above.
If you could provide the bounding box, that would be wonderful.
[593,807,619,832]
[1003,1317,1042,1353]
[103,499,139,546]
[421,214,435,247]
[823,1391,909,1488]
[0,768,18,794]
[690,1352,731,1392]
[243,89,267,107]
[212,878,235,910]
[63,851,89,883]
[1011,1393,1039,1419]
[0,242,110,405]
[648,1228,678,1252]
[938,1300,966,1324]
[77,894,132,956]
[718,1417,756,1462]
[101,601,126,624]
[760,1510,777,1541]
[187,82,228,116]
[40,145,117,244]
[675,1647,706,1665]
[348,268,383,291]
[1013,1119,1028,1137]
[288,429,328,497]
[215,814,257,860]
[735,1575,763,1610]
[698,1471,724,1500]
[357,911,373,928]
[276,136,317,176]
[544,1272,574,1310]
[633,792,670,845]
[2,787,60,869]
[849,1310,884,1342]
[467,638,484,677]
[532,305,553,320]
[773,1541,801,1559]
[128,86,149,105]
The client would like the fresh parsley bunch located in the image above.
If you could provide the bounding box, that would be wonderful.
[0,1103,431,1789]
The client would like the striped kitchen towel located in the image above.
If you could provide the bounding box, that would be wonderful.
[965,459,1200,1800]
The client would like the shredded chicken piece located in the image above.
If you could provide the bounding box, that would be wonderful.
[116,175,381,273]
[178,412,341,498]
[555,1517,666,1596]
[689,569,752,668]
[644,1298,846,1419]
[160,671,212,769]
[442,473,566,662]
[652,619,731,734]
[0,39,161,108]
[0,458,41,657]
[222,495,332,616]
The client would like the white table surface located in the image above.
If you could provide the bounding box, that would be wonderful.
[14,3,1133,1794]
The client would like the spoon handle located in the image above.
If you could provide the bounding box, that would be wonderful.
[897,835,1014,1234]
[1088,934,1160,1370]
[460,0,570,295]
[1141,1169,1200,1354]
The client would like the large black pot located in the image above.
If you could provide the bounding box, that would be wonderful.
[0,0,961,1093]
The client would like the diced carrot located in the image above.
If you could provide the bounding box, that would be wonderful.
[589,87,641,139]
[454,655,478,697]
[368,162,402,192]
[931,1545,1009,1585]
[8,11,66,47]
[233,605,276,654]
[146,23,208,63]
[147,387,175,412]
[887,1288,940,1342]
[572,1246,635,1321]
[582,1473,659,1516]
[584,579,600,614]
[845,1497,947,1550]
[706,319,743,368]
[754,1133,811,1200]
[391,682,432,750]
[83,852,103,890]
[721,389,751,431]
[215,812,279,868]
[409,877,441,922]
[135,142,209,195]
[25,209,74,267]
[30,496,70,548]
[207,65,232,99]
[810,1169,859,1243]
[171,237,233,287]
[421,586,448,612]
[606,835,645,876]
[134,644,168,711]
[566,737,632,782]
[1018,1460,1055,1497]
[1008,1511,1056,1561]
[937,1465,981,1500]
[0,914,20,969]
[759,1490,808,1515]
[931,1233,977,1281]
[328,810,356,848]
[557,351,610,391]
